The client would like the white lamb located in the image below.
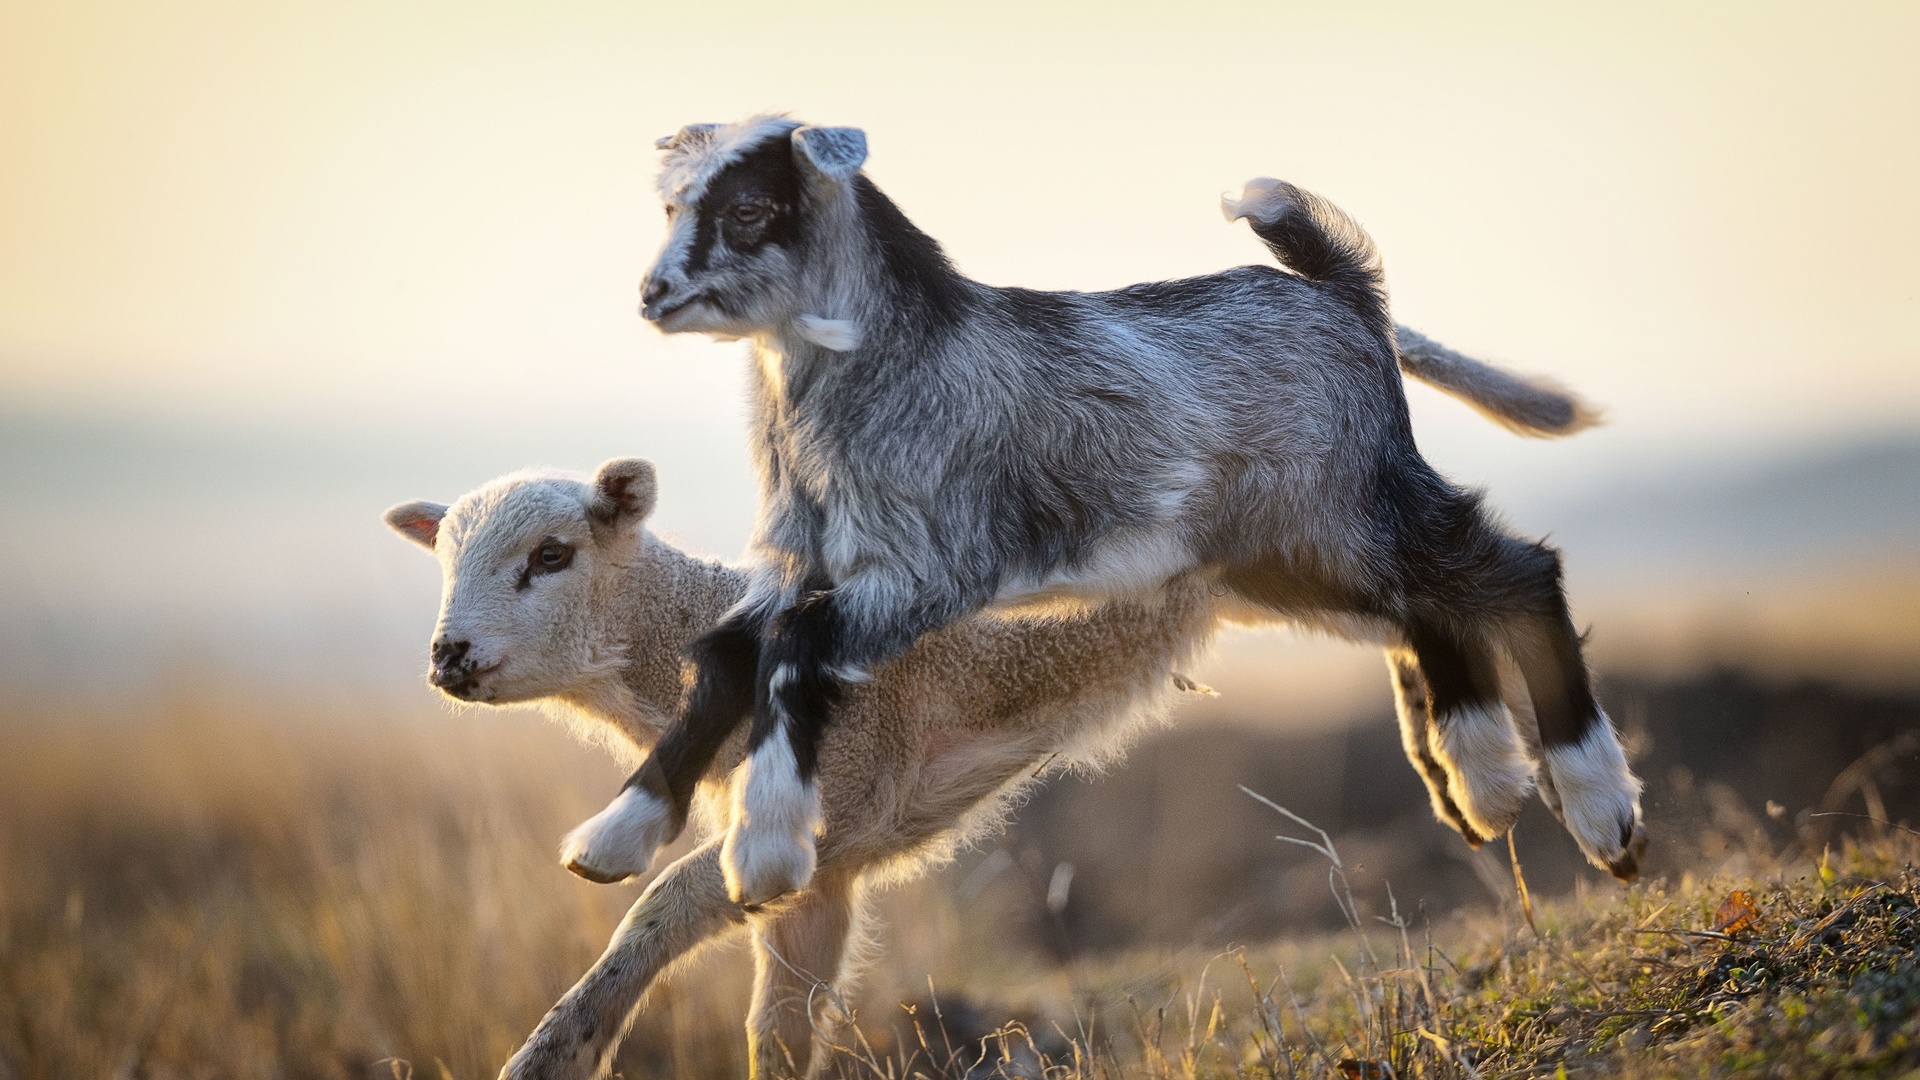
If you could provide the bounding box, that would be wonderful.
[384,458,1217,1080]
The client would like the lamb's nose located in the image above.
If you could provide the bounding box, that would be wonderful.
[430,638,470,671]
[640,278,672,308]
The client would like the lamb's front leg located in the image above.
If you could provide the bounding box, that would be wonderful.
[501,841,741,1080]
[562,611,760,882]
[746,869,861,1079]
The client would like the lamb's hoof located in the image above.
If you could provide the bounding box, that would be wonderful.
[559,785,678,884]
[722,819,817,906]
[499,1024,597,1080]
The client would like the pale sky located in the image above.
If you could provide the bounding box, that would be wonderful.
[3,1,1917,703]
[5,2,1916,434]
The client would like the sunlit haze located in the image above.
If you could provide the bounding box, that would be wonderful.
[3,1,1916,708]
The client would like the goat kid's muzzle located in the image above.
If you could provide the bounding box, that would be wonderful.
[639,291,706,324]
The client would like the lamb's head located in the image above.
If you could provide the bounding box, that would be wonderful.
[383,458,658,705]
[637,114,876,351]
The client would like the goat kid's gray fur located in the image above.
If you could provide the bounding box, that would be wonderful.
[597,114,1643,905]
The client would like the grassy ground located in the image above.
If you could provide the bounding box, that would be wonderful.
[840,817,1920,1079]
[0,690,1915,1079]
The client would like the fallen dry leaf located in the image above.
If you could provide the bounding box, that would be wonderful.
[1713,889,1760,934]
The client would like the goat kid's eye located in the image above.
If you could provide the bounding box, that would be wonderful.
[731,203,765,224]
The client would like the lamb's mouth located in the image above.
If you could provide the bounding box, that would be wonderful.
[433,659,503,700]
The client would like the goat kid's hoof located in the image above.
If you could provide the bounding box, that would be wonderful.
[1605,821,1650,883]
[559,785,678,884]
[722,820,818,906]
[1449,755,1535,842]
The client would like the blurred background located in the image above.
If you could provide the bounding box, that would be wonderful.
[2,1,1917,1074]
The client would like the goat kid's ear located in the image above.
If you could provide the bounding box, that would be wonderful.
[589,457,658,533]
[384,501,448,551]
[791,126,867,186]
[655,123,720,154]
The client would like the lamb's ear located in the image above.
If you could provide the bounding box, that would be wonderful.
[655,123,720,153]
[588,458,658,533]
[384,501,448,550]
[791,126,868,186]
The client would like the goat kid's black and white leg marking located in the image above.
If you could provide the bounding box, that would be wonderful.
[1386,649,1488,847]
[562,610,762,882]
[1507,607,1647,879]
[725,589,847,906]
[1406,623,1536,842]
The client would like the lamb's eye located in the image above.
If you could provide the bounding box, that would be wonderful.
[731,202,765,224]
[531,541,574,572]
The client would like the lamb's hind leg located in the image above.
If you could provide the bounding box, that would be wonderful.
[747,869,862,1079]
[1406,621,1537,841]
[501,841,742,1080]
[1385,648,1488,847]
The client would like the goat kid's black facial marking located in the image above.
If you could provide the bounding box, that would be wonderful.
[685,138,803,273]
[515,537,575,591]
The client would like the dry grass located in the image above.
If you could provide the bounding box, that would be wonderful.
[0,691,756,1079]
[0,687,1915,1079]
[832,826,1920,1080]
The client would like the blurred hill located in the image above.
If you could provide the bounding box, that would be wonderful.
[1,405,1915,709]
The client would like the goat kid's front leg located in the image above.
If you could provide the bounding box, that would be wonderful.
[502,841,742,1080]
[724,590,843,905]
[563,613,760,882]
[726,570,968,905]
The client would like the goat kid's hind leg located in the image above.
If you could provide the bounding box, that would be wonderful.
[1386,649,1488,847]
[502,841,742,1080]
[563,613,761,882]
[1408,622,1536,840]
[747,869,861,1079]
[725,590,844,905]
[1508,602,1646,880]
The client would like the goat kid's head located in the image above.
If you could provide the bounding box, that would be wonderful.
[638,115,868,350]
[383,458,658,705]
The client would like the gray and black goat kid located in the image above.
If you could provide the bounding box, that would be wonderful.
[571,114,1642,906]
